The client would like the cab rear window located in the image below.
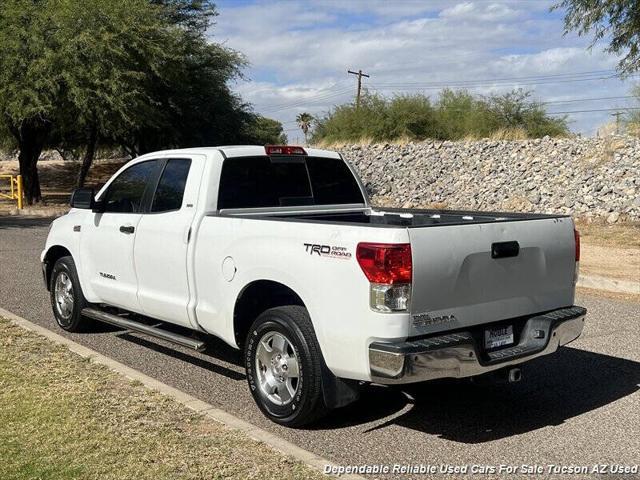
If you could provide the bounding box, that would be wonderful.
[217,156,364,209]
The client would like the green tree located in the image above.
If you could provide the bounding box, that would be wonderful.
[485,90,569,138]
[244,116,287,145]
[0,0,170,200]
[152,0,217,32]
[296,112,315,144]
[433,89,493,139]
[0,0,59,203]
[312,89,568,144]
[55,0,175,188]
[554,0,640,75]
[0,0,252,200]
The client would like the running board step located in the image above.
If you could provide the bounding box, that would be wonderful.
[81,308,206,352]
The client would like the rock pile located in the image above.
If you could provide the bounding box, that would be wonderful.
[339,135,640,222]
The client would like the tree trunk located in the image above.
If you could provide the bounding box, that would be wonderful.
[14,121,50,205]
[76,124,98,188]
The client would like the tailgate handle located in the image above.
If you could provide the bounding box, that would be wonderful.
[491,241,519,259]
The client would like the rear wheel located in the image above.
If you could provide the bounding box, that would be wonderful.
[50,256,89,332]
[245,306,328,427]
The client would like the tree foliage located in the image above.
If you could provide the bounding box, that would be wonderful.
[244,116,287,145]
[295,112,314,143]
[312,90,569,144]
[0,0,277,201]
[554,0,640,75]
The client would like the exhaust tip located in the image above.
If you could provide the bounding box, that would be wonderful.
[508,367,522,383]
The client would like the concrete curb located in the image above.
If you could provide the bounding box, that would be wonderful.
[578,274,640,295]
[0,306,365,480]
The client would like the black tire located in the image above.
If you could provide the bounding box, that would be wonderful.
[49,256,90,332]
[245,306,328,427]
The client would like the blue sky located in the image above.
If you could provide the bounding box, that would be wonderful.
[213,0,637,140]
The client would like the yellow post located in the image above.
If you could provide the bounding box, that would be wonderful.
[16,175,23,210]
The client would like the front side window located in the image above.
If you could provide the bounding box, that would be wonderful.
[151,159,192,212]
[102,160,158,213]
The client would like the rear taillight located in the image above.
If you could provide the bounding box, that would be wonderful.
[574,228,580,284]
[356,243,412,312]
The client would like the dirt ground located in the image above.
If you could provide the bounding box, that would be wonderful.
[580,244,640,282]
[574,221,639,284]
[0,159,127,215]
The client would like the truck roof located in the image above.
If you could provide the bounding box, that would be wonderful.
[135,145,341,160]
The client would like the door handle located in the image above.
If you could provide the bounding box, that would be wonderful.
[119,225,135,234]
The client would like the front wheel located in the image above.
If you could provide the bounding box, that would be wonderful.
[49,256,89,332]
[245,306,328,427]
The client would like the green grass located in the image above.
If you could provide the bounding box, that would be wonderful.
[0,318,323,480]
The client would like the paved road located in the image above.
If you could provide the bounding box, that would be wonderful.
[1,216,639,478]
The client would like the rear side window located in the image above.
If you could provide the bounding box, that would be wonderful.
[151,159,191,212]
[217,156,364,209]
[307,158,365,205]
[103,160,158,213]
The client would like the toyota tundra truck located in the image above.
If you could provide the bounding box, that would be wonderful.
[42,145,586,426]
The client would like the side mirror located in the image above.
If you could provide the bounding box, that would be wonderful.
[70,188,95,210]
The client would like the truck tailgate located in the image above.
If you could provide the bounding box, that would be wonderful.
[409,217,576,334]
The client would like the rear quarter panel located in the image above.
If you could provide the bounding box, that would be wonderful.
[193,216,409,380]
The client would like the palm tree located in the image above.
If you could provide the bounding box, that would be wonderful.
[296,112,314,144]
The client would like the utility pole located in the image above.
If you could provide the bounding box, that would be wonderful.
[347,69,370,108]
[611,111,622,135]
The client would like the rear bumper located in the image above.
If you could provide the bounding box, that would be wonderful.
[369,306,586,384]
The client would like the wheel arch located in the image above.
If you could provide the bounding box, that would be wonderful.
[232,279,305,349]
[233,279,361,411]
[43,245,73,291]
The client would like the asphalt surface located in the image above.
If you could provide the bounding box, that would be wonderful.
[1,216,639,478]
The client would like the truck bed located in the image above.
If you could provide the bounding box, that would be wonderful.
[217,206,576,336]
[224,207,567,228]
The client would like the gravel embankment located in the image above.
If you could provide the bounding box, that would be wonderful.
[340,135,640,222]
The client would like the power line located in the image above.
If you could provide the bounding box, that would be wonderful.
[260,87,352,113]
[373,69,617,87]
[548,107,640,115]
[258,70,627,114]
[257,81,350,110]
[262,91,351,114]
[260,89,348,112]
[261,68,636,122]
[541,95,635,105]
[276,94,640,130]
[369,73,621,91]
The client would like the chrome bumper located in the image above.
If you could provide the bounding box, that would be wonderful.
[369,306,586,384]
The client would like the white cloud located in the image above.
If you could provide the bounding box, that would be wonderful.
[440,2,523,22]
[214,0,634,136]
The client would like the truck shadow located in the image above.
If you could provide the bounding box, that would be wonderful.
[94,310,247,381]
[314,347,640,443]
[119,333,246,381]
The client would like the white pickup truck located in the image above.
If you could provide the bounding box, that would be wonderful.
[42,145,586,426]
